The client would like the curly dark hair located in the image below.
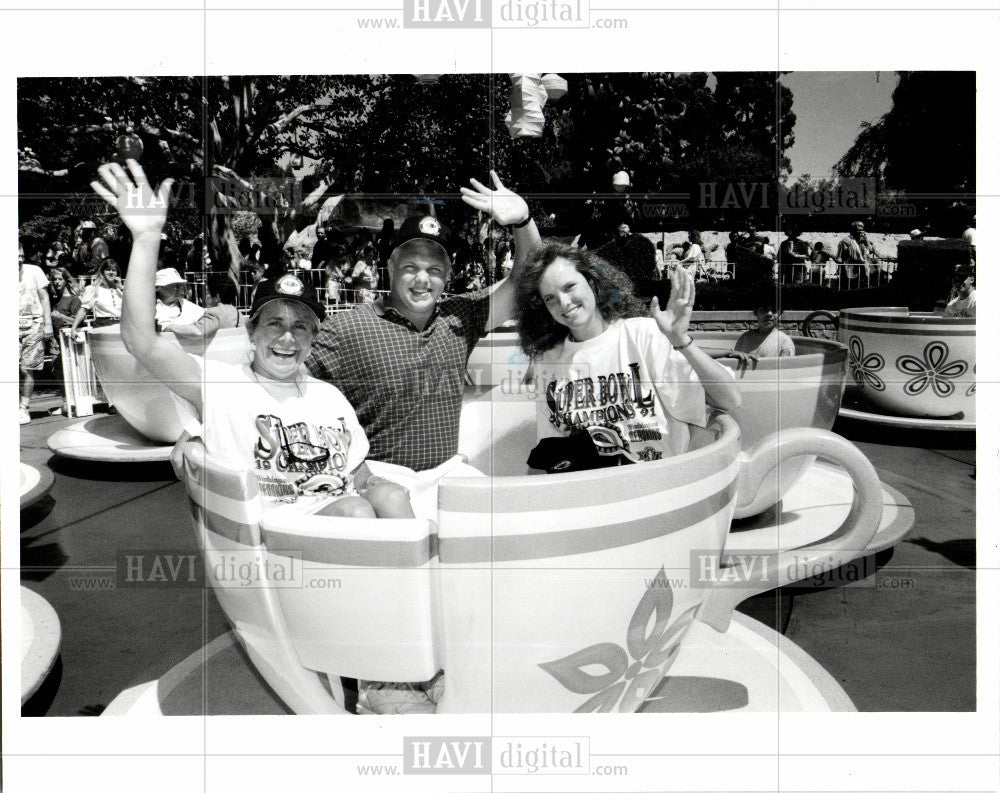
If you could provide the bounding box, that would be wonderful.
[514,243,647,358]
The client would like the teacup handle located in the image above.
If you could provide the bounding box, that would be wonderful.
[800,310,839,339]
[699,427,883,632]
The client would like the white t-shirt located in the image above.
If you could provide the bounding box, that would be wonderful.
[945,291,976,318]
[176,359,369,501]
[533,317,709,461]
[156,298,205,330]
[734,328,796,357]
[19,264,48,326]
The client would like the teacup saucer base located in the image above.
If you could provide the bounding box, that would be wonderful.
[838,388,975,431]
[21,586,62,705]
[20,462,55,510]
[103,613,853,716]
[727,461,915,556]
[47,415,173,462]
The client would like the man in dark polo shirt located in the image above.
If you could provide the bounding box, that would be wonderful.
[307,172,540,472]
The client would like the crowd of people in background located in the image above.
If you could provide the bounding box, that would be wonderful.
[304,217,516,306]
[19,208,975,424]
[22,211,976,318]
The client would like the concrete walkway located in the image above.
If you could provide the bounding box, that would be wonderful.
[19,407,975,714]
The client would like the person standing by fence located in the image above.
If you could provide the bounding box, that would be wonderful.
[19,245,54,424]
[778,227,811,284]
[810,242,839,288]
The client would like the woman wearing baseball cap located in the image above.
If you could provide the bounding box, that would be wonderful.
[92,160,413,520]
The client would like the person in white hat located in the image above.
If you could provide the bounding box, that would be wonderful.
[154,266,204,330]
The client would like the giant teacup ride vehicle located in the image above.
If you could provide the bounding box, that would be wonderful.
[466,324,915,552]
[47,326,250,462]
[106,329,901,716]
[802,308,976,431]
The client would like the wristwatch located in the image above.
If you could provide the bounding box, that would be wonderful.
[510,214,531,229]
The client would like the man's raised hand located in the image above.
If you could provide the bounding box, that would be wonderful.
[91,159,173,240]
[459,170,529,228]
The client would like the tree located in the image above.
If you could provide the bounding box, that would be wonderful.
[835,72,975,198]
[19,72,800,267]
[18,75,372,273]
[713,72,795,178]
[18,77,205,254]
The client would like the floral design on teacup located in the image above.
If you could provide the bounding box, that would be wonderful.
[966,365,976,397]
[895,341,969,398]
[847,336,886,392]
[539,567,699,713]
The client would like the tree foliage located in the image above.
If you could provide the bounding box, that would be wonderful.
[835,71,975,194]
[19,72,798,266]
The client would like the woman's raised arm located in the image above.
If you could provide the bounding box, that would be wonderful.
[651,267,742,412]
[91,160,203,415]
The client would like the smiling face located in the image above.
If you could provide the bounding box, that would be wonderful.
[248,300,318,382]
[101,263,121,289]
[537,258,605,342]
[388,240,451,323]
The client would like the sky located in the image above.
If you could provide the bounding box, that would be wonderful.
[779,71,899,181]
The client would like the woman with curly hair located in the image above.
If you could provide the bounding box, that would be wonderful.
[515,244,740,463]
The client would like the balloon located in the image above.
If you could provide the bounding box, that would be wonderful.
[115,133,144,161]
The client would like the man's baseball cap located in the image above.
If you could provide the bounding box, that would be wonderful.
[389,215,452,257]
[155,267,186,287]
[251,272,325,322]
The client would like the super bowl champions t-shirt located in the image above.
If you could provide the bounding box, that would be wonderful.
[534,317,708,461]
[176,358,369,501]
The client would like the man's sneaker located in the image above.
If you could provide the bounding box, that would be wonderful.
[19,407,31,425]
[356,681,436,715]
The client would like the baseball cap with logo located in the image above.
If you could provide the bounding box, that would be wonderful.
[389,215,453,258]
[251,272,325,322]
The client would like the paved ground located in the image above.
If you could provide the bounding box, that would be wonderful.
[19,402,975,715]
[788,419,975,711]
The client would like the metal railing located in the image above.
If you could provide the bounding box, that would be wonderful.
[181,256,900,317]
[676,258,897,290]
[775,260,897,289]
